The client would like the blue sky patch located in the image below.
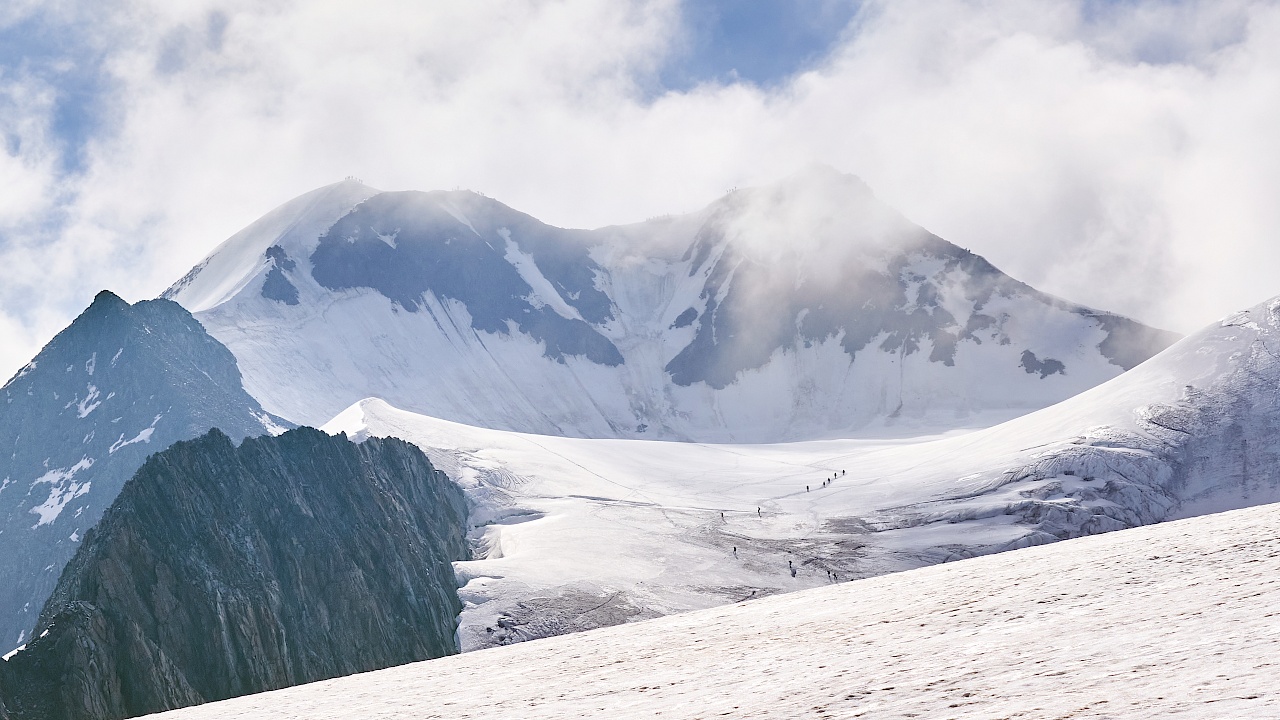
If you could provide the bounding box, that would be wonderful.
[661,0,863,90]
[0,11,113,174]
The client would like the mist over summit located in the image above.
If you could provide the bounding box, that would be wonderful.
[165,168,1178,441]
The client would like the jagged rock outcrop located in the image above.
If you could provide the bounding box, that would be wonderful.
[0,427,468,720]
[0,291,288,648]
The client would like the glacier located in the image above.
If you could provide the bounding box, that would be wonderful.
[323,292,1280,650]
[0,167,1274,719]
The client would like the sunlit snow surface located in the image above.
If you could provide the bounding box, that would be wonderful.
[156,176,1280,713]
[152,501,1280,719]
[165,180,380,313]
[325,401,1038,651]
[323,294,1280,651]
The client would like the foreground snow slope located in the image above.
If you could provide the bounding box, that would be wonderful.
[153,501,1280,719]
[171,169,1175,440]
[325,293,1280,650]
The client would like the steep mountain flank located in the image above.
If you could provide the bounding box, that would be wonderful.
[893,296,1280,537]
[0,427,468,720]
[0,291,286,648]
[310,190,623,366]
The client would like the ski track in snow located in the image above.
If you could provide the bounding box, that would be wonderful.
[152,501,1280,719]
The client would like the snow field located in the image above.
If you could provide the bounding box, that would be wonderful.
[150,500,1280,719]
[324,398,1050,651]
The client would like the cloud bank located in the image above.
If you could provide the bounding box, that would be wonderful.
[2,0,1280,378]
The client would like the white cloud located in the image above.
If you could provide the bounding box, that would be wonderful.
[4,0,1280,379]
[778,0,1280,335]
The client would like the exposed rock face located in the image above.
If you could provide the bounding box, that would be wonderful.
[0,427,468,720]
[661,188,1169,390]
[0,291,288,648]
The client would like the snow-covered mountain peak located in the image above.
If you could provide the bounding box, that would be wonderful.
[312,291,1280,654]
[164,179,380,313]
[171,174,1178,438]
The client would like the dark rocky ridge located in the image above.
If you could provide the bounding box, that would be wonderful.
[0,291,286,648]
[0,427,468,720]
[259,245,300,305]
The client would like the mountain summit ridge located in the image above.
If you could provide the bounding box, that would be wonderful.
[168,169,1179,440]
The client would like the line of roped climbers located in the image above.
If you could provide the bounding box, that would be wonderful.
[807,469,846,492]
[725,469,852,597]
